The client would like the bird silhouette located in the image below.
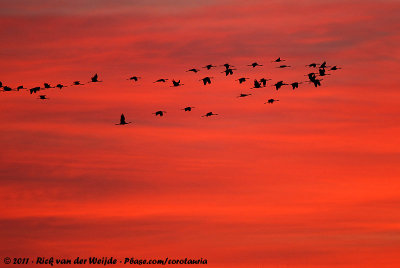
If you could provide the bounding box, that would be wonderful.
[264,99,279,104]
[236,77,250,84]
[306,72,317,82]
[2,86,14,92]
[252,79,262,89]
[330,66,341,71]
[43,83,54,89]
[29,87,41,94]
[203,64,216,70]
[182,106,195,112]
[128,76,141,81]
[186,68,200,73]
[277,65,291,68]
[72,81,84,86]
[153,111,166,117]
[318,68,330,77]
[202,112,218,117]
[56,84,67,90]
[272,57,285,62]
[115,113,131,125]
[200,77,212,85]
[171,80,183,87]
[222,68,235,76]
[320,61,327,69]
[154,78,168,83]
[248,62,263,68]
[290,82,302,90]
[306,78,323,87]
[306,63,318,68]
[221,63,234,69]
[38,95,48,100]
[90,73,102,83]
[312,79,322,87]
[259,78,271,87]
[237,93,252,98]
[273,81,288,90]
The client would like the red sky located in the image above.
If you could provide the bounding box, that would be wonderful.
[1,0,400,267]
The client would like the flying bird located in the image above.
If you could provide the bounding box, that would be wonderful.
[312,79,322,87]
[186,68,200,73]
[182,106,195,112]
[200,77,213,85]
[222,68,235,76]
[306,72,317,82]
[236,77,250,84]
[43,83,54,89]
[264,99,279,104]
[252,79,262,89]
[259,78,271,87]
[273,81,288,90]
[221,63,234,69]
[72,81,84,86]
[128,76,141,81]
[16,85,26,91]
[1,86,14,92]
[202,112,218,117]
[306,78,323,87]
[272,57,285,62]
[320,61,327,69]
[90,73,102,83]
[306,63,318,68]
[56,84,66,90]
[29,87,41,94]
[203,64,216,70]
[154,78,168,83]
[171,80,183,87]
[115,113,131,125]
[248,62,263,68]
[38,95,47,99]
[318,68,330,76]
[291,82,302,90]
[153,110,166,117]
[237,93,252,98]
[277,65,291,68]
[330,66,341,71]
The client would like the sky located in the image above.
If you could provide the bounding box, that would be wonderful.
[1,0,400,267]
